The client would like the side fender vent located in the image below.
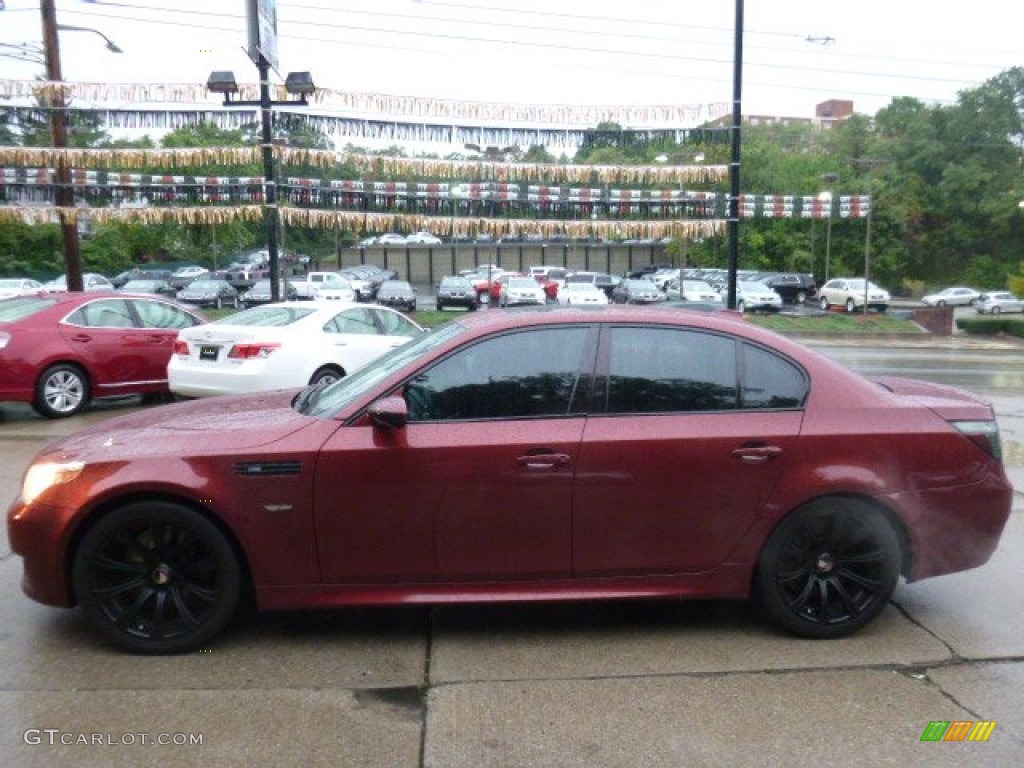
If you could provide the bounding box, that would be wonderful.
[234,461,303,477]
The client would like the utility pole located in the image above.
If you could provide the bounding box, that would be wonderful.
[41,0,84,292]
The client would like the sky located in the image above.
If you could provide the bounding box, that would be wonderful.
[1,0,1022,135]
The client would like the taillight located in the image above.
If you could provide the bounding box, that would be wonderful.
[951,420,1003,461]
[227,342,280,359]
[172,339,189,355]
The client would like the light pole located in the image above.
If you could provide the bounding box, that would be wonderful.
[207,70,315,302]
[40,1,123,292]
[820,172,839,282]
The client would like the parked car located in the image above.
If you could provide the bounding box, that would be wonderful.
[556,282,609,305]
[757,273,817,304]
[376,280,417,312]
[818,278,890,313]
[405,231,442,245]
[0,292,204,418]
[168,301,423,398]
[921,286,981,307]
[499,276,548,307]
[435,276,480,311]
[610,278,663,304]
[0,278,44,298]
[341,265,398,302]
[375,233,408,246]
[168,265,209,289]
[42,273,114,293]
[292,272,356,302]
[564,271,619,297]
[665,279,722,303]
[10,305,1012,653]
[974,291,1024,315]
[241,278,299,308]
[176,278,240,309]
[734,281,783,313]
[119,279,176,298]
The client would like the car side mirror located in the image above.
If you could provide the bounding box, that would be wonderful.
[368,396,409,429]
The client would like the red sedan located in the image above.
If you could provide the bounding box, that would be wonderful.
[0,292,205,418]
[7,306,1012,653]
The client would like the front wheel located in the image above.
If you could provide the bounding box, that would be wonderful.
[33,363,89,419]
[796,290,807,304]
[72,502,242,654]
[756,498,901,639]
[845,298,856,313]
[819,297,829,311]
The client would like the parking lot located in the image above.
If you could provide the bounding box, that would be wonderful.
[2,336,1023,767]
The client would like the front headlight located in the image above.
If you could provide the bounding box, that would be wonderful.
[21,460,85,505]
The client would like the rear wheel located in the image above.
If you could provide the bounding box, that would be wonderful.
[33,363,89,418]
[309,366,343,388]
[796,290,807,304]
[72,501,241,654]
[845,298,856,313]
[756,498,900,639]
[819,297,829,311]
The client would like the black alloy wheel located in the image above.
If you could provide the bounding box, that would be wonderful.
[72,502,241,654]
[756,498,900,639]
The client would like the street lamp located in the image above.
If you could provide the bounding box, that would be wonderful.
[40,0,123,292]
[820,172,839,282]
[207,68,316,301]
[55,25,123,54]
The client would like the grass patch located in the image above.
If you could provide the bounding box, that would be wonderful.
[746,311,923,334]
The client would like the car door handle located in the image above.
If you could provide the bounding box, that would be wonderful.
[732,445,782,463]
[516,453,571,469]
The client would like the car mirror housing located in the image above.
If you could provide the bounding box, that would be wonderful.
[368,396,409,429]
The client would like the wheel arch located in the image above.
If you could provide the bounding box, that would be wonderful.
[62,491,255,608]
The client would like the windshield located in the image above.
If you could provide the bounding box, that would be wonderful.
[304,322,465,418]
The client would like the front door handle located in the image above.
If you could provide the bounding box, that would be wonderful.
[516,453,571,469]
[732,445,782,463]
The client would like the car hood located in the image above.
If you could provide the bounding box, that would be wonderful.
[48,390,312,461]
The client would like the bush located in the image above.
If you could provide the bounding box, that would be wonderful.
[956,316,1024,338]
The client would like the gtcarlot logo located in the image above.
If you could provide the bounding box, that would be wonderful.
[23,729,203,746]
[920,721,997,742]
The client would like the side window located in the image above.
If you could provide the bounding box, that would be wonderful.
[741,343,807,409]
[68,299,135,328]
[606,327,737,413]
[326,308,378,335]
[405,327,589,421]
[372,308,418,337]
[132,300,200,329]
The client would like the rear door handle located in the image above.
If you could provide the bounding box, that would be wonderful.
[732,445,782,463]
[516,453,571,469]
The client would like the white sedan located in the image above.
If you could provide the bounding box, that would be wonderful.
[557,282,609,305]
[498,277,548,307]
[0,277,44,298]
[169,301,424,397]
[734,281,783,312]
[921,286,980,307]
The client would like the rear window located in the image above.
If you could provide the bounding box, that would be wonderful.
[215,305,316,327]
[0,296,57,322]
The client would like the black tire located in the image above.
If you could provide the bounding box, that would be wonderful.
[33,363,90,419]
[991,306,1001,315]
[737,300,746,312]
[309,366,343,388]
[796,290,807,304]
[72,501,241,654]
[845,298,856,313]
[436,300,445,311]
[232,295,240,309]
[819,296,829,311]
[215,297,223,310]
[937,299,946,307]
[756,498,900,639]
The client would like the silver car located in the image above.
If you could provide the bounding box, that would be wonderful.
[975,291,1024,315]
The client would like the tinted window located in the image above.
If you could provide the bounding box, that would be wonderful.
[607,327,737,413]
[741,343,807,409]
[406,327,589,421]
[131,299,202,329]
[371,308,419,336]
[67,298,135,328]
[326,307,379,335]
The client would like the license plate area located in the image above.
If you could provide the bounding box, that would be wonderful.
[199,345,221,361]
